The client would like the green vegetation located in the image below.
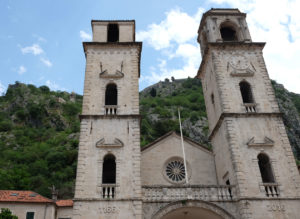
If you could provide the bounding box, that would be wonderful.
[0,208,18,219]
[140,78,206,146]
[0,79,300,199]
[0,83,81,199]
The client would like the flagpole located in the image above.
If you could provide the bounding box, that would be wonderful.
[178,108,189,184]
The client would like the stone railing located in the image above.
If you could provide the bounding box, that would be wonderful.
[142,185,235,202]
[102,184,116,199]
[244,103,256,113]
[104,105,117,115]
[261,183,280,197]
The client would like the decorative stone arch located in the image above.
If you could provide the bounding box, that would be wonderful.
[152,200,235,219]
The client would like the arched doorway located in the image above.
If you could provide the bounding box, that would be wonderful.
[153,200,234,219]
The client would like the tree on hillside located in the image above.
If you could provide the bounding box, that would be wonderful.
[150,88,157,97]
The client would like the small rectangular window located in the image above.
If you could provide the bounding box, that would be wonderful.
[26,212,34,219]
[107,23,119,42]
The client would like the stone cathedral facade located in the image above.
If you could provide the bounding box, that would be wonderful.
[72,8,300,219]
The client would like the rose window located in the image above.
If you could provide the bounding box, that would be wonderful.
[165,160,186,182]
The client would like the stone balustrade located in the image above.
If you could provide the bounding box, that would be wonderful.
[102,184,116,199]
[104,105,117,115]
[244,103,257,113]
[142,185,235,202]
[262,183,280,197]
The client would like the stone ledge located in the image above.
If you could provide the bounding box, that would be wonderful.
[79,114,141,120]
[209,112,283,140]
[73,198,143,202]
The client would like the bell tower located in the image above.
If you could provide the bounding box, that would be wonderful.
[73,20,142,219]
[197,9,300,218]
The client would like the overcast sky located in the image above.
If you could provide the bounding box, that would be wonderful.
[1,0,300,95]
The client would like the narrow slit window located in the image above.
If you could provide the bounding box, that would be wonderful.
[211,93,215,105]
[239,81,254,103]
[102,154,116,184]
[107,24,119,42]
[105,84,117,105]
[258,153,275,183]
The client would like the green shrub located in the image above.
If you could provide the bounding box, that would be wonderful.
[15,109,27,121]
[190,112,199,123]
[28,84,39,94]
[0,121,12,132]
[0,208,18,219]
[39,85,50,93]
[188,93,199,103]
[63,103,80,116]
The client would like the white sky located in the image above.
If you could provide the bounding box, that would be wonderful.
[1,0,299,95]
[137,0,300,93]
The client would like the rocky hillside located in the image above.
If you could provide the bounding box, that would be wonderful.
[0,82,81,198]
[0,79,299,199]
[140,78,209,147]
[140,78,300,161]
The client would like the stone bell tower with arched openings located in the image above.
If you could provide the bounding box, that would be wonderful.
[197,9,300,218]
[73,20,142,219]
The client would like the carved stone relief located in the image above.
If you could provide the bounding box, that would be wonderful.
[227,55,255,76]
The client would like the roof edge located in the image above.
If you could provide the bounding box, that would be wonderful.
[141,131,212,154]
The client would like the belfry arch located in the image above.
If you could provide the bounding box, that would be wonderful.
[152,200,235,219]
[219,21,239,41]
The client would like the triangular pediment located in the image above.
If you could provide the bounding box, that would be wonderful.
[99,70,124,79]
[247,136,274,147]
[141,131,212,155]
[96,138,124,148]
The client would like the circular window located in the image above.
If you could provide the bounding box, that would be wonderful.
[165,160,186,183]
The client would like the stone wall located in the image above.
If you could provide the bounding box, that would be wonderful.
[0,203,55,219]
[141,133,217,185]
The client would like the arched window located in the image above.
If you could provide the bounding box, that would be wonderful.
[107,23,119,42]
[220,23,238,41]
[102,154,116,184]
[105,84,117,105]
[239,81,254,103]
[257,153,275,183]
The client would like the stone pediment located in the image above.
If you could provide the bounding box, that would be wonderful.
[230,67,254,77]
[99,61,125,79]
[96,138,124,148]
[99,70,124,79]
[247,137,274,147]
